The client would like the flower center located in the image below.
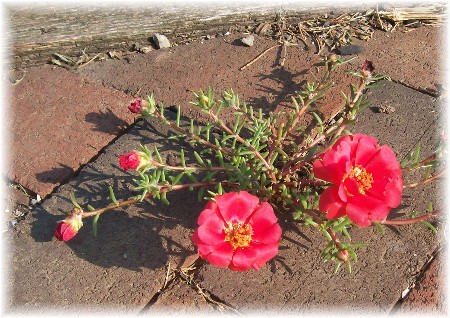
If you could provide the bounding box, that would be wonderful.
[224,222,253,250]
[347,165,374,194]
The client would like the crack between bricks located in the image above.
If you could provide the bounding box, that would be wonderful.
[388,244,444,315]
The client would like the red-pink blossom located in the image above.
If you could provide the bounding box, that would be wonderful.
[54,214,83,241]
[192,191,282,271]
[119,151,149,171]
[313,134,403,227]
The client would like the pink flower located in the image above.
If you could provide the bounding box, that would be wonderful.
[119,151,149,171]
[313,134,403,227]
[192,191,282,271]
[54,213,83,241]
[128,98,148,114]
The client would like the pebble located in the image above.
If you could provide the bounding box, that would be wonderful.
[30,194,41,205]
[240,35,254,47]
[153,33,171,49]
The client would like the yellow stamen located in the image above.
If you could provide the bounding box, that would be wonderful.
[350,165,374,194]
[224,222,253,250]
[343,165,374,195]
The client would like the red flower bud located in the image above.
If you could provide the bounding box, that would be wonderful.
[54,212,83,241]
[337,249,349,262]
[361,60,375,78]
[128,98,149,114]
[119,151,150,171]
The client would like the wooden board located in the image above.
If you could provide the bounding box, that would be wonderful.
[6,2,373,69]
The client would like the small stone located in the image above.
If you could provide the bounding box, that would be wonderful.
[153,33,171,49]
[8,220,17,228]
[240,35,254,47]
[376,104,396,114]
[139,46,153,54]
[30,194,41,205]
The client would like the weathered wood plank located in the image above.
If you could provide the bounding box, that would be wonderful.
[6,2,374,68]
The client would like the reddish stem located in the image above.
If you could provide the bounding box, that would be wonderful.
[379,209,440,225]
[81,181,233,218]
[403,169,446,189]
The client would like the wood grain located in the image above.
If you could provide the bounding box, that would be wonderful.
[6,3,372,68]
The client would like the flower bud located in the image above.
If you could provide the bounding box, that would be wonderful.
[119,151,150,171]
[128,98,150,115]
[360,60,375,78]
[337,249,349,262]
[54,210,83,241]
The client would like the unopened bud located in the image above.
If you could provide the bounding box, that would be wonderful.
[337,249,349,262]
[360,60,375,78]
[54,211,84,241]
[200,95,209,107]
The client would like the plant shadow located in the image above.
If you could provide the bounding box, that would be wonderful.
[29,116,207,271]
[85,109,130,135]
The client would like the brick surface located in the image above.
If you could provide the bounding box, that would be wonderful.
[396,251,447,314]
[6,117,203,313]
[348,26,445,95]
[145,280,218,315]
[8,65,135,198]
[76,33,358,125]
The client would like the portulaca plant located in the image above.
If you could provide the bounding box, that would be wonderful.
[53,55,445,273]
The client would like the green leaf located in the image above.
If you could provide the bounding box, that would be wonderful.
[180,149,186,167]
[198,187,205,202]
[70,192,81,209]
[422,221,437,234]
[413,143,421,164]
[92,214,100,237]
[161,192,170,205]
[87,204,95,211]
[217,182,224,195]
[334,261,343,274]
[194,151,205,166]
[108,186,119,205]
[427,202,433,213]
[346,261,352,274]
[176,105,181,127]
[374,222,385,234]
[154,147,163,163]
[171,172,185,185]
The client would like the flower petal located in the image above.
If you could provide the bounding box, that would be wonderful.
[192,230,215,256]
[196,214,225,244]
[250,243,279,270]
[230,246,258,271]
[197,206,220,225]
[252,222,282,245]
[216,191,260,223]
[346,196,390,227]
[319,187,347,219]
[352,134,379,166]
[204,242,234,268]
[365,145,401,173]
[247,202,281,244]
